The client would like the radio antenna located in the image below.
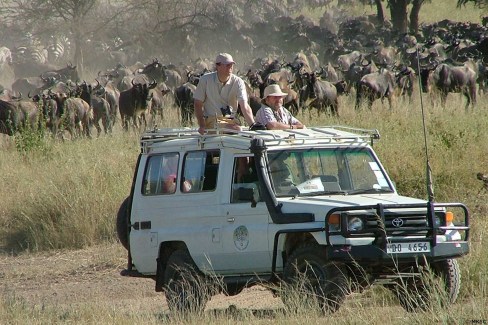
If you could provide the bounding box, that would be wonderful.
[415,47,435,202]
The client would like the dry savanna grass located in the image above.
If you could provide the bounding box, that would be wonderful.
[1,88,487,323]
[2,0,488,319]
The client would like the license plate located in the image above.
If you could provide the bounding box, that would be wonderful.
[386,242,430,254]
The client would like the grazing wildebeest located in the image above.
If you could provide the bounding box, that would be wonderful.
[119,80,157,131]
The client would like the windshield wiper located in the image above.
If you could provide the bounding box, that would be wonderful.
[346,188,393,195]
[296,190,347,197]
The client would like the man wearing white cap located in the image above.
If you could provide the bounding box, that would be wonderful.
[194,52,255,134]
[255,84,305,130]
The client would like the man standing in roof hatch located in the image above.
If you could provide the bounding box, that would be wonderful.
[193,52,256,134]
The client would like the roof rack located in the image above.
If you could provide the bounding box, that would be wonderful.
[140,126,380,151]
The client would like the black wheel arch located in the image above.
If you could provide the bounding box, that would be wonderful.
[155,241,189,292]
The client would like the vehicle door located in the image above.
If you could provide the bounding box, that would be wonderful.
[217,155,272,275]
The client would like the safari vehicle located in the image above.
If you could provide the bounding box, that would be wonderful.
[117,126,470,313]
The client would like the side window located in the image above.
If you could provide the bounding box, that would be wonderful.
[182,150,220,193]
[231,156,261,203]
[142,153,180,195]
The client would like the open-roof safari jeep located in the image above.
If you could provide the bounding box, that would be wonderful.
[117,126,470,314]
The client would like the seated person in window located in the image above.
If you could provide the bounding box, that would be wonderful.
[161,156,192,193]
[162,174,192,193]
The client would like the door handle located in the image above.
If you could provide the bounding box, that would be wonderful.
[227,217,235,223]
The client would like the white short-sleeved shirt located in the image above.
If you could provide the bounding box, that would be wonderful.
[255,104,299,127]
[193,72,248,117]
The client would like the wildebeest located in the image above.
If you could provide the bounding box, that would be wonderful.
[118,74,149,92]
[32,93,60,135]
[302,72,346,116]
[174,82,197,126]
[40,63,79,83]
[11,76,58,97]
[93,79,120,126]
[371,44,398,67]
[77,81,112,136]
[395,65,416,102]
[336,50,362,71]
[318,63,340,83]
[355,68,396,110]
[51,93,92,138]
[0,98,40,135]
[119,80,157,130]
[140,59,166,83]
[342,58,378,93]
[420,62,477,109]
[148,83,171,123]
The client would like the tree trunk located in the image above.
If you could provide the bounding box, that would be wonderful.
[72,19,84,80]
[375,0,385,25]
[409,0,423,35]
[389,0,409,34]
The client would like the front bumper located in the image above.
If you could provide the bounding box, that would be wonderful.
[326,241,469,263]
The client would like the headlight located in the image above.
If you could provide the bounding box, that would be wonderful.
[348,216,364,231]
[434,215,442,227]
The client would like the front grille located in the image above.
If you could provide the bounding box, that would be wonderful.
[365,213,429,235]
[324,202,470,247]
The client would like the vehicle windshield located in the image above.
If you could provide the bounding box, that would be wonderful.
[267,147,394,197]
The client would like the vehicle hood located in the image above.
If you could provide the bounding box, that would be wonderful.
[278,193,428,215]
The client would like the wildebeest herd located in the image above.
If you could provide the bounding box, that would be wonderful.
[1,13,487,138]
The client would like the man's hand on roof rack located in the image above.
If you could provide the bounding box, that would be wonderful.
[249,122,266,131]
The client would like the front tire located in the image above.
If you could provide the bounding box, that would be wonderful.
[163,249,210,315]
[282,244,348,313]
[390,259,461,312]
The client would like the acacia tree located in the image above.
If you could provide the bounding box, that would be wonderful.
[0,0,141,77]
[386,0,426,35]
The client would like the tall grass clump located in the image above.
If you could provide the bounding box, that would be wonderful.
[0,130,139,252]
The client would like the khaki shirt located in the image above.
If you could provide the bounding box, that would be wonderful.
[193,72,248,117]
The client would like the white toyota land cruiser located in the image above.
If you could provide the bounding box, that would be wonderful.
[117,126,470,313]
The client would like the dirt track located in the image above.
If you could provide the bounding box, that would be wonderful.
[0,243,283,317]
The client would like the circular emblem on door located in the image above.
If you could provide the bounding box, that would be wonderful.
[392,218,404,228]
[233,225,249,250]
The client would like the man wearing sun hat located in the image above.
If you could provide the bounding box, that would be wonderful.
[194,53,255,134]
[255,84,305,130]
